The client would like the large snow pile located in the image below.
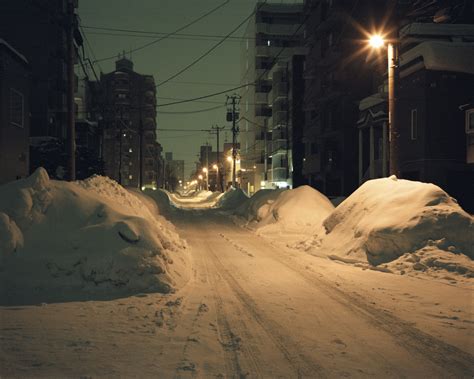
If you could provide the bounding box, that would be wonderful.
[319,176,474,270]
[0,169,190,304]
[235,189,286,222]
[142,188,174,217]
[216,187,249,210]
[255,186,334,234]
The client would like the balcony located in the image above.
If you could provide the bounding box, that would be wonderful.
[270,110,288,127]
[272,128,288,141]
[269,82,288,104]
[271,167,288,181]
[272,139,287,154]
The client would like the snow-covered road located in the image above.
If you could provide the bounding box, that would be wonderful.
[1,204,473,377]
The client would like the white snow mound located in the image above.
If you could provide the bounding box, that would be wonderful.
[216,187,249,210]
[0,168,190,304]
[256,185,334,234]
[235,189,286,221]
[321,177,474,266]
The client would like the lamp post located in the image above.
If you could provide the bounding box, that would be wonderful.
[202,167,208,191]
[198,174,203,191]
[212,164,219,192]
[369,34,400,177]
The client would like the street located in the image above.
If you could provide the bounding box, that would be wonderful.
[1,198,473,378]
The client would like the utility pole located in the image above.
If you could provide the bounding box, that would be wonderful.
[139,112,144,190]
[118,107,123,185]
[226,94,241,188]
[66,0,76,181]
[388,43,400,177]
[211,125,225,191]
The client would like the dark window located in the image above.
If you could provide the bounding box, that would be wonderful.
[10,89,24,128]
[411,109,418,140]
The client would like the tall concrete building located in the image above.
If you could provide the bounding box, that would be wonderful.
[239,2,304,194]
[101,56,159,188]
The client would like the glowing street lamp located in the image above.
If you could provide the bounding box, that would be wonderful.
[202,167,209,190]
[368,33,399,177]
[211,164,220,192]
[369,34,384,49]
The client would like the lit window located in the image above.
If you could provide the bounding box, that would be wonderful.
[267,40,271,47]
[129,148,133,153]
[411,109,418,140]
[129,175,133,180]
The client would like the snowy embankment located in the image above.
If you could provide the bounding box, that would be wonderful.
[316,176,474,279]
[215,187,249,210]
[236,186,334,235]
[232,178,474,281]
[0,169,191,304]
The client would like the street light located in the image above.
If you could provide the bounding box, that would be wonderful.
[202,167,209,190]
[368,33,399,177]
[212,164,220,192]
[198,174,203,191]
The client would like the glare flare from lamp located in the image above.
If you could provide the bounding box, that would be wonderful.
[369,34,384,49]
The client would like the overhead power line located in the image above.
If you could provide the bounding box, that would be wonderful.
[93,0,230,63]
[82,25,258,42]
[157,104,225,114]
[156,7,307,108]
[155,0,269,88]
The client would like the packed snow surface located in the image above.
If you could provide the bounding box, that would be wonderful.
[310,177,474,273]
[0,169,190,304]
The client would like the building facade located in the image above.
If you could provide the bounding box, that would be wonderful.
[0,39,30,184]
[396,23,474,212]
[101,56,159,188]
[302,0,386,197]
[0,0,78,140]
[240,2,304,194]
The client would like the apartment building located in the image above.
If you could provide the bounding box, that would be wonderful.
[240,2,304,194]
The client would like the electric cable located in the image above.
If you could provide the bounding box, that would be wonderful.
[155,0,268,88]
[93,0,230,63]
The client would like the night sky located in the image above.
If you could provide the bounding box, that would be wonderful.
[79,0,285,176]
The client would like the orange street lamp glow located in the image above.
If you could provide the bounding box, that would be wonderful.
[198,174,203,180]
[202,167,208,173]
[212,164,218,170]
[369,34,384,49]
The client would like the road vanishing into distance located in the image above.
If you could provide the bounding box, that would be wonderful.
[1,196,473,378]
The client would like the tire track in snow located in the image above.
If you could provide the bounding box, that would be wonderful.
[238,234,474,377]
[207,243,326,378]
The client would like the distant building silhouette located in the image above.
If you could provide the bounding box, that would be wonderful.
[100,55,160,188]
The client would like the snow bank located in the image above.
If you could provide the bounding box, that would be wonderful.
[142,188,174,217]
[255,186,334,234]
[320,176,474,268]
[0,169,190,304]
[216,187,249,210]
[235,189,286,221]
